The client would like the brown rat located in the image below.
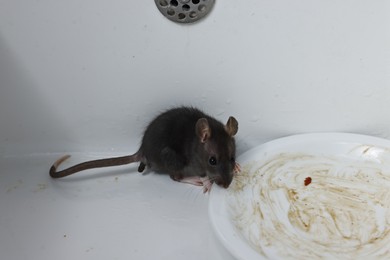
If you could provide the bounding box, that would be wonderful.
[50,107,240,192]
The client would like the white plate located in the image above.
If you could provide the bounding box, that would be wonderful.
[209,133,390,260]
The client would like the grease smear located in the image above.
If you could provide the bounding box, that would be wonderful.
[228,146,390,259]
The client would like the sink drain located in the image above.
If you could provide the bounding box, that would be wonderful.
[155,0,215,24]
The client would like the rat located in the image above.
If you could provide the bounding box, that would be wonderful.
[50,107,240,192]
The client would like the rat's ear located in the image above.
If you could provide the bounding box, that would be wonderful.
[225,116,238,137]
[196,118,211,143]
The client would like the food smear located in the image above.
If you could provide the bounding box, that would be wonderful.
[228,152,390,259]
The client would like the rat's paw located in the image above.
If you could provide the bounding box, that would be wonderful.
[200,177,212,193]
[177,176,203,186]
[175,176,213,193]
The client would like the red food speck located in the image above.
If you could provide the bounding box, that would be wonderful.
[304,177,312,186]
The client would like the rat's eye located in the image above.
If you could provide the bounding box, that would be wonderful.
[209,156,217,166]
[230,156,235,163]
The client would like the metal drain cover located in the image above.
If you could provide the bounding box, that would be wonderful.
[155,0,215,24]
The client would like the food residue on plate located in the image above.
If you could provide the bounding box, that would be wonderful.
[228,152,390,259]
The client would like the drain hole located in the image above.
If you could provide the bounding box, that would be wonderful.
[198,4,206,12]
[167,9,175,16]
[159,0,168,7]
[189,11,197,18]
[170,0,178,7]
[192,0,200,3]
[178,13,186,20]
[182,4,190,11]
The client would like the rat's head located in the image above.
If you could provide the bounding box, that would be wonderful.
[195,116,238,188]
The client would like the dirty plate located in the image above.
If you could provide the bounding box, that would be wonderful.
[209,133,390,260]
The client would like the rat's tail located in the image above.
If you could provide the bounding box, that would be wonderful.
[49,153,141,178]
